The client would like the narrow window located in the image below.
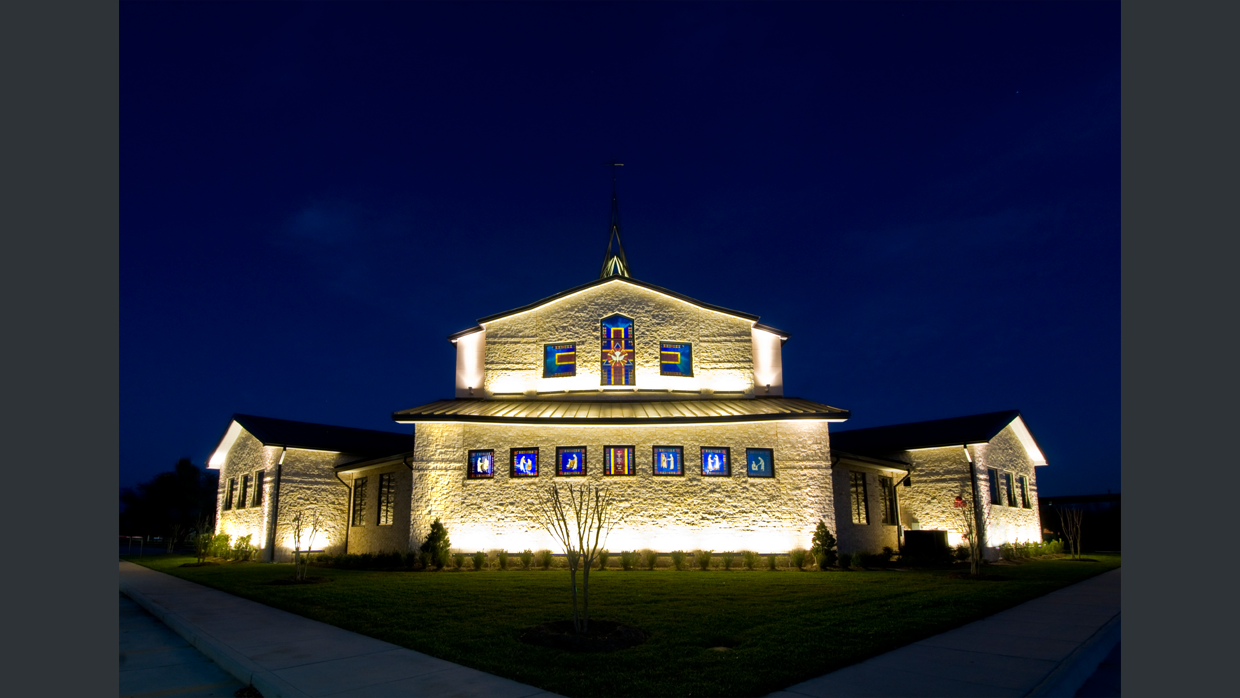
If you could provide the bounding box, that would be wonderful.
[850,471,869,524]
[352,476,368,526]
[600,314,635,386]
[879,475,898,525]
[1004,472,1016,507]
[238,474,250,509]
[224,478,235,510]
[987,468,1001,505]
[252,470,263,507]
[377,473,395,526]
[1019,476,1031,508]
[543,343,576,378]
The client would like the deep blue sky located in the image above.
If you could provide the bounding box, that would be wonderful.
[121,2,1119,497]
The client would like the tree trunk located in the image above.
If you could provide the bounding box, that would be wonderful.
[581,564,590,633]
[568,566,580,633]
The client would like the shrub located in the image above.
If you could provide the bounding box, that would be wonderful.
[619,550,638,571]
[811,521,838,570]
[194,531,213,563]
[210,533,231,559]
[789,548,807,570]
[535,549,553,570]
[881,546,895,562]
[420,519,451,570]
[452,551,466,570]
[671,550,688,571]
[232,534,254,562]
[954,544,971,563]
[767,554,778,571]
[597,549,610,570]
[720,552,736,570]
[497,549,509,570]
[641,549,658,570]
[837,552,852,569]
[693,550,712,571]
[742,550,759,570]
[518,549,533,570]
[851,553,867,570]
[472,551,486,570]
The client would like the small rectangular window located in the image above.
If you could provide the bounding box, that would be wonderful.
[510,448,539,477]
[543,343,577,377]
[252,470,263,507]
[224,478,235,510]
[377,473,395,526]
[879,475,898,525]
[701,447,731,477]
[604,446,636,475]
[238,474,250,509]
[468,450,495,479]
[1019,476,1031,508]
[352,476,368,526]
[746,448,775,478]
[556,447,587,476]
[987,468,1001,505]
[652,446,683,476]
[659,342,693,377]
[850,471,869,525]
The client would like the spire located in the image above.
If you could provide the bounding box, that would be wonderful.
[599,160,631,279]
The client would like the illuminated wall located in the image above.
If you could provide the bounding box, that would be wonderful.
[343,464,413,555]
[407,420,836,554]
[478,280,762,396]
[832,466,901,554]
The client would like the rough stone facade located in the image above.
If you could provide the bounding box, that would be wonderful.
[344,464,414,555]
[480,281,760,396]
[215,428,351,561]
[832,466,901,554]
[407,420,835,554]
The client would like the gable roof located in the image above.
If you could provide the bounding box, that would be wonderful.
[830,410,1047,465]
[208,414,414,468]
[448,276,789,342]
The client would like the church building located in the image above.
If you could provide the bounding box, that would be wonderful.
[209,187,1046,562]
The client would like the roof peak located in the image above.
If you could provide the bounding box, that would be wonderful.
[599,160,630,279]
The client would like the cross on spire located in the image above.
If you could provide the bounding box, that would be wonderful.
[599,160,631,279]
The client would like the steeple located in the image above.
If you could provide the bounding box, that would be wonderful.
[599,160,631,279]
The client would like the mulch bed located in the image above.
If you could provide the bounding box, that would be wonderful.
[266,577,333,585]
[519,619,646,652]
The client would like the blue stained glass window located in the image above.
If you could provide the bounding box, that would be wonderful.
[653,446,683,476]
[543,343,576,377]
[701,447,731,476]
[604,446,636,475]
[600,315,635,386]
[660,342,693,377]
[557,447,587,476]
[746,448,774,478]
[468,450,494,479]
[510,448,539,477]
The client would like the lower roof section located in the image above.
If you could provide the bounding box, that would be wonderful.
[392,397,849,426]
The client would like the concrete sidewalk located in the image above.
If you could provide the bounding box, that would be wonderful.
[119,561,558,698]
[121,592,249,697]
[770,567,1121,698]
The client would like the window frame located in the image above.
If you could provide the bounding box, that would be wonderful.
[556,446,588,477]
[879,475,898,525]
[1019,475,1032,508]
[600,314,636,386]
[251,470,263,507]
[467,449,496,479]
[351,476,369,527]
[238,474,250,509]
[700,446,731,477]
[987,468,1001,505]
[603,445,637,476]
[850,471,869,525]
[377,473,395,526]
[652,445,684,476]
[745,448,775,478]
[509,447,539,478]
[542,342,577,378]
[659,341,693,377]
[223,478,235,510]
[1004,471,1017,507]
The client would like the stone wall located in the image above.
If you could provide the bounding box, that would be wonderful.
[345,464,413,555]
[215,429,277,557]
[409,420,835,554]
[831,466,900,554]
[974,426,1042,547]
[481,281,759,396]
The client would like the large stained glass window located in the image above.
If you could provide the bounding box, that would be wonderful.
[600,314,635,386]
[701,447,731,477]
[746,448,774,478]
[659,342,693,377]
[604,446,636,476]
[543,343,576,378]
[510,448,539,478]
[468,450,494,479]
[557,446,587,476]
[652,446,683,476]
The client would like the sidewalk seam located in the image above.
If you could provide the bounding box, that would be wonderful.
[1023,614,1120,697]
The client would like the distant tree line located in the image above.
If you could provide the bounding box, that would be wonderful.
[120,458,218,549]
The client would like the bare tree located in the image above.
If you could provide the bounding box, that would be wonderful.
[534,484,623,634]
[291,510,321,581]
[1057,506,1085,560]
[951,489,986,576]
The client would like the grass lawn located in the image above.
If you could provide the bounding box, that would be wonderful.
[125,554,1120,697]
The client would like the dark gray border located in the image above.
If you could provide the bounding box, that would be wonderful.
[466,449,496,479]
[555,446,588,477]
[603,445,638,476]
[652,445,685,476]
[745,448,775,478]
[701,446,732,477]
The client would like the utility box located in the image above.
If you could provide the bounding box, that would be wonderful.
[902,529,949,558]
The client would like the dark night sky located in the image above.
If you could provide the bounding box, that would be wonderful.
[121,2,1119,498]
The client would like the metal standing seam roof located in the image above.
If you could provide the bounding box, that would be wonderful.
[392,397,849,425]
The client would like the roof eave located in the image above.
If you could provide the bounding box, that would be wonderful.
[475,276,763,325]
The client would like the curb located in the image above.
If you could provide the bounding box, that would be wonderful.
[120,578,308,698]
[1025,614,1120,697]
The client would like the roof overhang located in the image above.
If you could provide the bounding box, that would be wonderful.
[831,450,910,475]
[207,420,244,469]
[1008,415,1048,466]
[393,397,848,426]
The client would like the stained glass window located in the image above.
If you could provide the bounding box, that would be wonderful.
[543,343,576,377]
[701,447,731,476]
[659,342,693,377]
[468,450,495,479]
[746,448,774,478]
[600,314,635,386]
[352,477,368,526]
[510,448,539,478]
[604,446,636,475]
[652,446,683,476]
[378,473,395,525]
[557,446,587,476]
